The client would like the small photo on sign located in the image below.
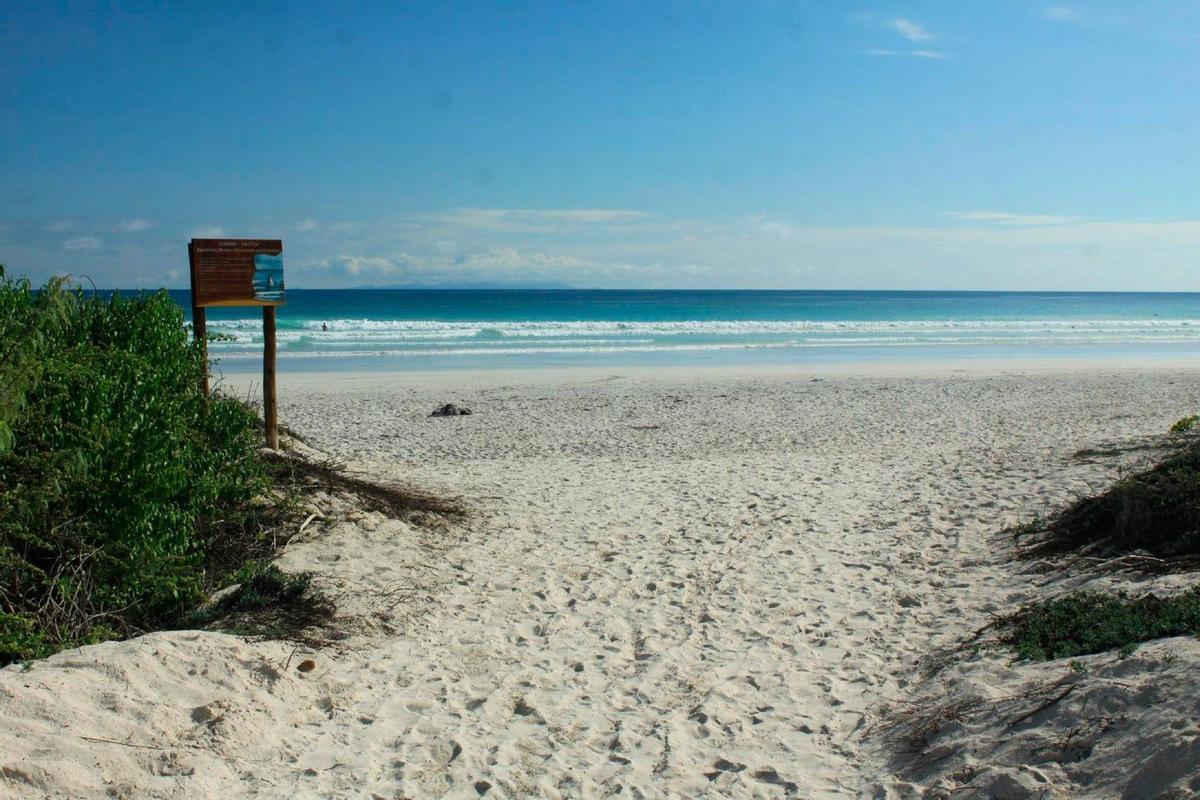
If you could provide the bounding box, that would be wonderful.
[253,254,285,303]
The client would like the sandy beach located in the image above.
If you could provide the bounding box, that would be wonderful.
[3,361,1200,798]
[9,0,1200,795]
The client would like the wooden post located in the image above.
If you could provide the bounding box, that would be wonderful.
[187,242,209,397]
[193,307,209,396]
[263,305,278,450]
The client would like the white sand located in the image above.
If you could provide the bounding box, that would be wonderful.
[3,362,1200,798]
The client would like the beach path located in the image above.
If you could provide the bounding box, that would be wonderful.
[247,367,1194,798]
[3,366,1196,799]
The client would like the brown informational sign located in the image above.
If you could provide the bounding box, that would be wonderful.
[187,237,284,449]
[188,239,285,307]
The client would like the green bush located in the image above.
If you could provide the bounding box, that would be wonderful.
[1001,588,1200,661]
[178,563,315,631]
[0,266,268,663]
[1172,415,1199,434]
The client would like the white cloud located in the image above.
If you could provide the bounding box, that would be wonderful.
[11,207,1200,291]
[279,217,1198,290]
[1045,7,1081,22]
[278,208,1200,290]
[889,18,933,42]
[303,247,595,284]
[63,236,101,251]
[455,247,590,270]
[945,210,1086,226]
[434,208,649,232]
[296,219,319,232]
[191,226,226,238]
[118,218,156,233]
[313,255,405,278]
[867,49,947,59]
[471,208,647,223]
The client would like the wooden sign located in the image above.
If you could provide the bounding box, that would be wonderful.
[188,239,284,307]
[188,238,284,450]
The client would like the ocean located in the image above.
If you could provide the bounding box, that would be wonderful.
[168,289,1200,373]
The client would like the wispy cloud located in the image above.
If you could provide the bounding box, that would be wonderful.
[12,207,1200,291]
[889,18,932,42]
[63,236,102,251]
[190,226,226,238]
[311,254,403,278]
[118,218,156,233]
[866,49,947,59]
[1045,6,1081,22]
[288,214,1200,290]
[303,247,596,283]
[449,208,648,224]
[945,210,1086,226]
[427,208,651,234]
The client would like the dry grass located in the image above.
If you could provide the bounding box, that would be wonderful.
[1014,437,1200,570]
[188,449,466,650]
[262,450,466,521]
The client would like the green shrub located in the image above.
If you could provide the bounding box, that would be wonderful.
[1001,588,1200,661]
[0,612,53,662]
[178,563,314,631]
[1172,415,1200,434]
[0,267,269,663]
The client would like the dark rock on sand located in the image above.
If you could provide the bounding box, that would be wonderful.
[431,404,472,417]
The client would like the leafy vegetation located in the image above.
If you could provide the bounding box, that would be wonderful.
[184,563,313,626]
[1000,588,1200,661]
[998,424,1200,661]
[0,266,288,664]
[175,562,335,642]
[1171,415,1200,434]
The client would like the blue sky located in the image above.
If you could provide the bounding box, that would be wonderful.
[2,1,1199,290]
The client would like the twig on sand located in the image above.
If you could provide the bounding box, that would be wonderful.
[80,735,168,752]
[1078,553,1166,568]
[284,644,302,671]
[1006,683,1076,729]
[78,735,278,765]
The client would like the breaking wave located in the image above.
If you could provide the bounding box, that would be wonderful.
[202,317,1200,359]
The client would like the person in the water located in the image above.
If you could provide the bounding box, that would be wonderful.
[322,323,328,332]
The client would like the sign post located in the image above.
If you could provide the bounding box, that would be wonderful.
[263,305,278,450]
[187,241,209,396]
[188,238,286,449]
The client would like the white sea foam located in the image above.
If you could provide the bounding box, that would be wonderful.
[206,318,1200,336]
[201,317,1200,359]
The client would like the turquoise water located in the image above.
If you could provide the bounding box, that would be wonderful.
[169,290,1200,372]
